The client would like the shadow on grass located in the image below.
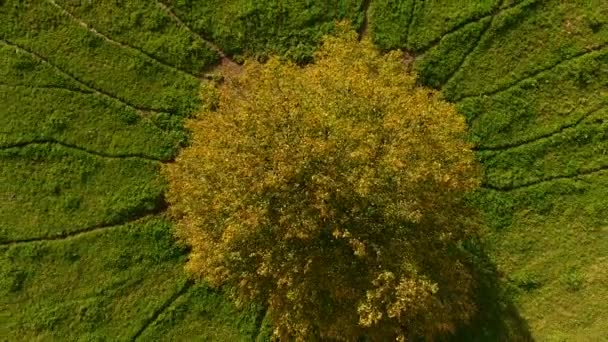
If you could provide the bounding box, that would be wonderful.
[249,239,533,342]
[446,238,533,342]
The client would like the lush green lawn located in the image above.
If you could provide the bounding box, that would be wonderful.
[1,0,607,339]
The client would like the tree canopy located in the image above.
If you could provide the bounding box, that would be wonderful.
[164,24,481,341]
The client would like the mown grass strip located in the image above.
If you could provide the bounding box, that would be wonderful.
[0,213,158,247]
[483,166,608,191]
[131,279,193,341]
[441,0,505,89]
[154,0,231,62]
[45,0,200,80]
[416,0,525,54]
[0,83,91,94]
[0,139,165,162]
[458,43,608,102]
[0,38,164,117]
[475,104,607,151]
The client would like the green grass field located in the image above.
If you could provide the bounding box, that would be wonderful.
[1,0,607,340]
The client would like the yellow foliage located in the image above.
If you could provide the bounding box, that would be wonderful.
[164,23,481,341]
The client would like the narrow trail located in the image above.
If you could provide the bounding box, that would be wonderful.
[0,38,166,117]
[457,42,608,102]
[131,279,193,341]
[358,0,372,41]
[483,165,608,191]
[45,0,200,80]
[403,0,418,48]
[475,104,607,152]
[155,1,240,70]
[441,0,505,90]
[0,212,159,247]
[0,139,167,162]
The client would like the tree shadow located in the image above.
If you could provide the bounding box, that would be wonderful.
[446,238,533,341]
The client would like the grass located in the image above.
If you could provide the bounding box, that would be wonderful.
[137,284,263,341]
[0,217,260,340]
[52,0,220,75]
[0,218,184,339]
[0,144,163,242]
[1,0,201,115]
[442,0,608,100]
[0,0,365,339]
[0,80,183,160]
[371,0,608,339]
[1,0,607,339]
[162,0,366,63]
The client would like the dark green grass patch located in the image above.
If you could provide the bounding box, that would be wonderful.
[162,0,366,63]
[481,110,608,189]
[0,0,256,340]
[406,0,498,52]
[0,86,185,160]
[369,0,513,52]
[138,283,262,341]
[413,17,491,88]
[0,0,201,116]
[0,144,164,242]
[0,44,84,90]
[457,1,608,338]
[0,218,183,340]
[0,42,186,158]
[462,48,608,148]
[53,0,220,75]
[443,0,608,100]
[0,217,260,340]
[368,0,414,51]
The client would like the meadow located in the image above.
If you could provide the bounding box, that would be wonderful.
[1,0,606,340]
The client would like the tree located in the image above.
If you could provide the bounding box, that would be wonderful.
[163,24,481,341]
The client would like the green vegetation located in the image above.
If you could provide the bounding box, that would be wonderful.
[0,144,163,241]
[370,0,608,339]
[0,0,366,339]
[52,0,220,75]
[138,284,262,341]
[0,218,260,340]
[369,0,507,52]
[1,0,607,339]
[1,0,201,115]
[163,0,366,62]
[413,17,491,88]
